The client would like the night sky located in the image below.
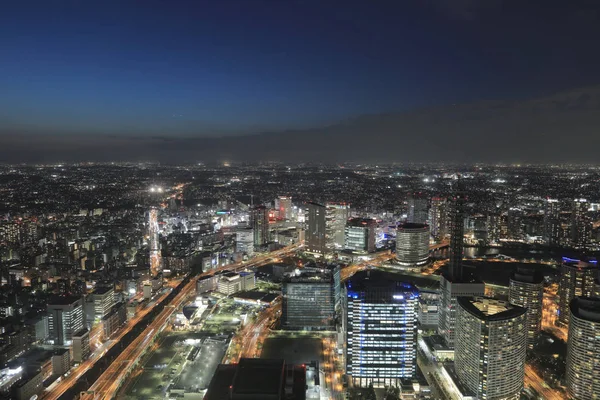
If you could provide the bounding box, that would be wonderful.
[1,1,600,162]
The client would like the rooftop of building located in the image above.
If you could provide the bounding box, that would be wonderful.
[398,222,428,230]
[346,217,376,227]
[92,286,114,295]
[457,296,526,321]
[231,358,285,396]
[47,295,82,307]
[510,267,544,284]
[570,296,600,323]
[346,269,418,294]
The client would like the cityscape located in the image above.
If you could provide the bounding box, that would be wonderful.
[3,1,600,399]
[0,163,600,399]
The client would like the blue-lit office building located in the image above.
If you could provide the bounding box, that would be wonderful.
[344,270,419,388]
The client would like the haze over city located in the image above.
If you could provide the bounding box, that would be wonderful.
[2,1,600,162]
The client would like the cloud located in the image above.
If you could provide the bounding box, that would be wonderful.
[428,0,504,21]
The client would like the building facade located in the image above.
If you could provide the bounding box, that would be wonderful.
[455,297,527,400]
[326,202,350,251]
[345,270,419,388]
[566,296,600,400]
[558,259,597,325]
[344,218,376,253]
[250,205,270,248]
[407,193,428,224]
[509,267,544,348]
[395,223,430,268]
[47,296,84,346]
[305,202,327,254]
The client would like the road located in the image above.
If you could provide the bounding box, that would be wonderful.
[81,243,301,400]
[42,289,173,400]
[524,364,565,400]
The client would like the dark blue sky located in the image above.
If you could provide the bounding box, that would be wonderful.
[1,0,600,137]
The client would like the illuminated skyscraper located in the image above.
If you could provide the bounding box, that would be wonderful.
[326,202,349,250]
[543,198,561,246]
[47,296,84,346]
[572,198,592,249]
[509,267,544,349]
[344,218,376,253]
[429,197,448,242]
[250,205,269,248]
[275,196,292,220]
[566,296,600,400]
[455,297,527,400]
[558,258,597,325]
[407,193,428,224]
[395,223,430,268]
[305,202,326,254]
[345,270,419,388]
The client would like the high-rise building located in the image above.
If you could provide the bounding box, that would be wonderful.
[438,275,485,348]
[429,197,448,242]
[507,208,524,241]
[395,223,430,268]
[572,198,592,249]
[91,286,116,322]
[509,267,544,349]
[345,270,419,388]
[326,202,349,250]
[448,188,466,279]
[275,196,292,220]
[47,296,85,346]
[407,193,428,224]
[558,258,597,325]
[250,205,270,248]
[455,297,527,400]
[344,218,376,253]
[305,202,327,254]
[235,226,254,256]
[438,184,486,349]
[71,328,90,363]
[566,296,600,400]
[282,266,339,331]
[543,198,561,246]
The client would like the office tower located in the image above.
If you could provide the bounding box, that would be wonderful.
[395,223,430,268]
[438,184,485,348]
[325,202,349,250]
[572,198,592,249]
[235,226,254,256]
[407,193,428,224]
[486,213,501,244]
[558,258,597,325]
[344,218,376,253]
[71,328,90,363]
[566,296,600,400]
[275,196,292,220]
[345,270,419,388]
[305,202,327,254]
[543,198,561,246]
[91,286,116,322]
[429,197,448,242]
[282,266,339,331]
[250,205,269,248]
[507,208,524,241]
[509,267,544,349]
[456,297,527,400]
[47,296,84,346]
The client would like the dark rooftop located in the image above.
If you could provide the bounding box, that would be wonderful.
[231,358,284,397]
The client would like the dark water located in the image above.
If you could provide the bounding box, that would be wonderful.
[433,245,587,263]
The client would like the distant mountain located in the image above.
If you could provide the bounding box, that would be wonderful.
[2,85,600,163]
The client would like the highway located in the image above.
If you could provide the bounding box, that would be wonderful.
[42,289,173,400]
[80,243,301,400]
